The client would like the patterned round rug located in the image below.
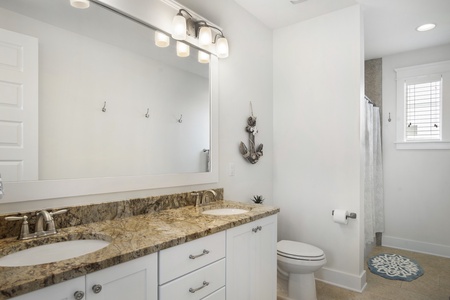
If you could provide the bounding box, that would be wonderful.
[367,253,424,281]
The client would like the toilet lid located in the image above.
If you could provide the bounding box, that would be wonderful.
[277,240,324,259]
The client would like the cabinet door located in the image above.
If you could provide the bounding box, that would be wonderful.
[226,214,277,300]
[85,253,157,300]
[11,276,85,300]
[226,221,254,300]
[252,215,277,300]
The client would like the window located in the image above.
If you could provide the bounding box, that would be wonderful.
[405,76,441,141]
[395,60,450,150]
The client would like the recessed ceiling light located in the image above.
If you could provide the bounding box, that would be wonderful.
[416,23,436,32]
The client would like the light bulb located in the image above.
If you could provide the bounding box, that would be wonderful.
[155,31,170,48]
[70,0,90,9]
[198,50,210,64]
[216,37,229,58]
[177,41,190,57]
[198,26,212,46]
[172,14,187,40]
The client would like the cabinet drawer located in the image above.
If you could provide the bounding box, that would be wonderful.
[159,259,225,300]
[202,287,225,300]
[159,231,225,283]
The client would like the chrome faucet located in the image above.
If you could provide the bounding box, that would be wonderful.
[5,209,68,240]
[35,210,56,236]
[201,190,217,206]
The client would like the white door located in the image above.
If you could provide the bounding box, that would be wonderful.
[0,27,38,181]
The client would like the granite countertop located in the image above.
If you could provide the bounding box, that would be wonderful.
[0,200,279,299]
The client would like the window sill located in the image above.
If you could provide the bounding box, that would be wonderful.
[395,141,450,150]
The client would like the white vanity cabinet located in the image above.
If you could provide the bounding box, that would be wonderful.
[159,231,226,300]
[11,253,157,300]
[226,214,278,300]
[9,214,278,300]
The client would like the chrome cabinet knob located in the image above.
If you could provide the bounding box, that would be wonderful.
[92,284,102,294]
[74,291,85,300]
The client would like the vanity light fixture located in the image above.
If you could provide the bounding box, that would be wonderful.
[198,24,212,46]
[171,9,229,58]
[70,0,90,9]
[198,50,210,64]
[416,23,436,32]
[155,31,170,47]
[176,41,190,57]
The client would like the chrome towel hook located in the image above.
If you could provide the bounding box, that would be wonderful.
[145,108,150,118]
[178,114,183,123]
[102,101,107,112]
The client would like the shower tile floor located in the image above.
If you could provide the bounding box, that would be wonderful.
[277,246,450,300]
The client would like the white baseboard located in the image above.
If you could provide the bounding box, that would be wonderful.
[382,236,450,258]
[315,267,367,293]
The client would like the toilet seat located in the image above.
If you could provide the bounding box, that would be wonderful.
[277,240,325,261]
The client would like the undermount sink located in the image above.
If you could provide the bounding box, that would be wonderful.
[0,239,110,267]
[202,208,249,216]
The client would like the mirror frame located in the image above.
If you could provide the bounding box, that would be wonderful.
[2,0,219,203]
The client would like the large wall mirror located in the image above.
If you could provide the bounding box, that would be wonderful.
[0,0,219,203]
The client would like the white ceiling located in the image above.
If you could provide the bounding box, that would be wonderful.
[234,0,450,60]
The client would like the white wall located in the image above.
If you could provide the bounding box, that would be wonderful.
[382,43,450,258]
[176,0,274,203]
[273,5,366,291]
[0,0,274,212]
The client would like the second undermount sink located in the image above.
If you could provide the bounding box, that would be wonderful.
[0,239,110,267]
[202,208,249,216]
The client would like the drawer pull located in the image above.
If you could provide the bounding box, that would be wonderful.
[73,291,85,300]
[189,249,210,259]
[252,226,262,233]
[189,281,210,293]
[92,284,102,294]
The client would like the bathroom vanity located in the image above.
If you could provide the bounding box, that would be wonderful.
[0,197,279,300]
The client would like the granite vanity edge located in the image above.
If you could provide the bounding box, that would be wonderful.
[0,201,279,299]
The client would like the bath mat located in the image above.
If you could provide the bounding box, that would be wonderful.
[368,253,424,281]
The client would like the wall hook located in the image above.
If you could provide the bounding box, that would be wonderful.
[102,101,107,112]
[145,108,150,118]
[178,114,183,123]
[388,112,391,122]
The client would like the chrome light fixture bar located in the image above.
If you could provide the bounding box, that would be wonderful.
[171,9,229,59]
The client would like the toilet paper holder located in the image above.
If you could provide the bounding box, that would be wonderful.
[331,210,357,219]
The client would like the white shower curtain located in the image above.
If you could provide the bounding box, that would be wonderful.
[362,97,384,244]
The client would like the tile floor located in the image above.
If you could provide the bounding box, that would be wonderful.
[277,246,450,300]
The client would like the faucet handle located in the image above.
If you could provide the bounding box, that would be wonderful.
[5,215,33,240]
[47,209,68,233]
[50,209,68,217]
[5,215,27,222]
[191,192,201,207]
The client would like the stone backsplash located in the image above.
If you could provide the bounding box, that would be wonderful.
[0,188,223,239]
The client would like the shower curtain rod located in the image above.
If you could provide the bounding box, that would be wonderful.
[364,95,375,106]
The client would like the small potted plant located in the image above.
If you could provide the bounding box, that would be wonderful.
[251,195,264,204]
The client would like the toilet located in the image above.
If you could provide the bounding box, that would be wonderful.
[277,240,327,300]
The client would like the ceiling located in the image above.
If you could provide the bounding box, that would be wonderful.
[233,0,450,60]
